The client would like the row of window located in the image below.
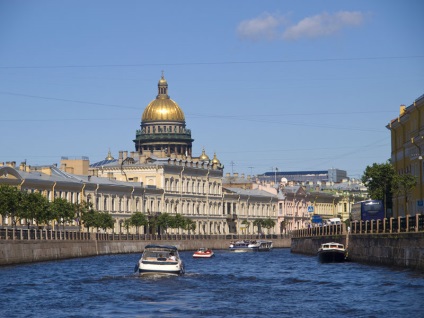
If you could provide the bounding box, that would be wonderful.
[21,189,275,218]
[165,178,221,195]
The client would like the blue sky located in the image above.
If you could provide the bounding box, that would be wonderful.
[1,0,423,179]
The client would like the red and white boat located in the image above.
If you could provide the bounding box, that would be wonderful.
[193,248,215,258]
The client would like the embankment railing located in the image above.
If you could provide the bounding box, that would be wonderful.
[293,213,424,238]
[0,228,289,242]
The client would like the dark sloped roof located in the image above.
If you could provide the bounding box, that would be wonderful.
[90,159,118,168]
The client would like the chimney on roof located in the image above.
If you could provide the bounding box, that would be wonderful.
[119,151,123,164]
[6,161,16,168]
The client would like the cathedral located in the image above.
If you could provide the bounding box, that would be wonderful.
[88,74,278,235]
[0,74,278,235]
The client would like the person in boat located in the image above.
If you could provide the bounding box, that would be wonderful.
[168,252,176,261]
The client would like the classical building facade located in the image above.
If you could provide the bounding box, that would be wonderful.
[387,93,424,216]
[1,75,279,235]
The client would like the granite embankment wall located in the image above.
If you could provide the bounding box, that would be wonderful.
[0,238,291,266]
[291,233,424,271]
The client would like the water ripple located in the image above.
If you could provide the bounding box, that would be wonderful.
[0,249,423,318]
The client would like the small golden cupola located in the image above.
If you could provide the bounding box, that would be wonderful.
[199,148,210,161]
[211,152,220,165]
[105,149,114,160]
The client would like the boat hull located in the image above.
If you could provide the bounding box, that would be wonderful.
[193,248,214,258]
[229,247,255,253]
[317,242,346,263]
[318,250,346,263]
[193,253,214,258]
[138,260,184,275]
[229,240,273,252]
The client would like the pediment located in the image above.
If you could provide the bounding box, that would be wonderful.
[296,186,306,196]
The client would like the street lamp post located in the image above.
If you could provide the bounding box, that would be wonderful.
[411,136,423,213]
[274,167,278,188]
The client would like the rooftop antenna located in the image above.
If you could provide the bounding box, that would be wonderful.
[248,166,254,176]
[230,161,236,174]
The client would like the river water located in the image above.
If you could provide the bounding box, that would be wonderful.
[1,248,423,318]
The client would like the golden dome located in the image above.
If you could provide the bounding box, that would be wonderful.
[199,148,210,161]
[212,153,220,165]
[142,74,185,122]
[105,149,114,160]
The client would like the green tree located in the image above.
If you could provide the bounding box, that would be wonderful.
[392,173,417,216]
[74,201,92,231]
[81,209,99,233]
[182,218,196,233]
[51,198,75,230]
[98,212,114,232]
[362,162,395,216]
[148,213,159,235]
[157,212,173,234]
[123,219,131,233]
[262,218,276,233]
[128,212,148,234]
[22,192,50,227]
[0,185,28,227]
[253,219,264,234]
[169,213,188,234]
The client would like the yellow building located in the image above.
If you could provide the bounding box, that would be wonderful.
[387,94,424,216]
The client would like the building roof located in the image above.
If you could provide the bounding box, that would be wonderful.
[90,158,118,168]
[0,165,138,188]
[387,93,424,128]
[223,187,276,198]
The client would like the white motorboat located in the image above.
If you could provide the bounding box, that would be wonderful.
[229,240,273,252]
[136,244,184,276]
[317,242,347,263]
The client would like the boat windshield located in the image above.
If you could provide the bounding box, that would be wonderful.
[322,244,343,249]
[143,251,172,259]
